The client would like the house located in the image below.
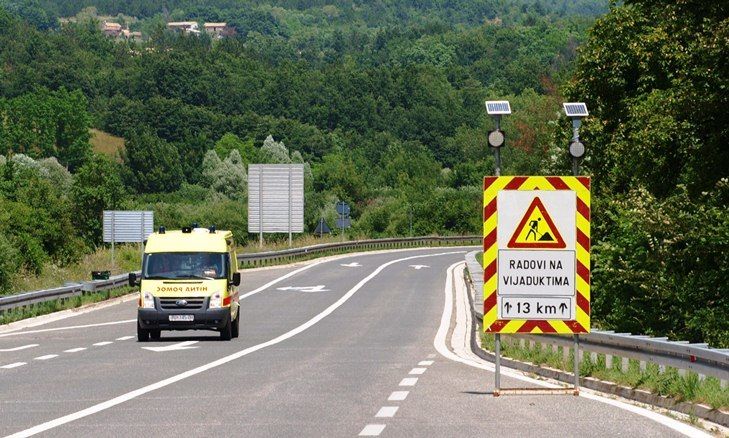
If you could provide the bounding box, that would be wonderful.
[203,22,228,37]
[121,29,143,41]
[102,21,122,37]
[167,21,200,34]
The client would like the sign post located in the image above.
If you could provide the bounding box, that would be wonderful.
[248,164,305,247]
[483,176,591,395]
[103,211,154,272]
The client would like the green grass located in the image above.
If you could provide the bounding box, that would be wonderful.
[0,286,136,326]
[89,128,125,162]
[475,251,483,266]
[481,333,729,410]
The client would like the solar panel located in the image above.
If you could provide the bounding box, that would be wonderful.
[485,100,511,115]
[563,102,589,117]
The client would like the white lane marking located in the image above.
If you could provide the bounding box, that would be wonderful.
[1,362,26,369]
[418,360,434,366]
[409,265,429,270]
[0,344,39,352]
[142,341,198,352]
[63,348,86,353]
[427,354,436,359]
[436,262,712,438]
[116,336,134,341]
[341,262,361,267]
[92,342,113,346]
[276,285,329,293]
[0,320,135,338]
[6,251,465,438]
[388,391,409,401]
[409,367,426,375]
[359,424,386,436]
[375,406,399,418]
[399,377,418,386]
[34,355,58,361]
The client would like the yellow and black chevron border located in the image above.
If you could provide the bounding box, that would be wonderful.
[483,176,591,334]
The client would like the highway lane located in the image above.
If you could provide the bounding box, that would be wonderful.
[0,248,706,437]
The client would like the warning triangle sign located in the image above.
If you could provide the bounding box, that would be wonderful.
[508,197,566,249]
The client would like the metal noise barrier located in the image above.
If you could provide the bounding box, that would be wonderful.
[464,251,729,383]
[0,236,480,315]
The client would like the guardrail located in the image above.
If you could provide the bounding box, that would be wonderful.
[0,236,480,315]
[464,250,729,386]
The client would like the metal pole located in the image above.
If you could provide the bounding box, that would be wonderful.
[493,116,502,176]
[572,119,581,177]
[111,211,115,272]
[288,164,292,247]
[573,334,580,394]
[494,334,501,396]
[258,167,263,248]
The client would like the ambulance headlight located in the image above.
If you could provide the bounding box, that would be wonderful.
[142,292,155,309]
[209,292,222,309]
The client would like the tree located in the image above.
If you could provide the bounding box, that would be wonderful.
[123,128,183,193]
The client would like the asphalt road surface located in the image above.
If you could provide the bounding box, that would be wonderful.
[0,248,708,437]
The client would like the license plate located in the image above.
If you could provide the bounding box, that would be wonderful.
[169,315,194,322]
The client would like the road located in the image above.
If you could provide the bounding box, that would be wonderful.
[0,248,707,437]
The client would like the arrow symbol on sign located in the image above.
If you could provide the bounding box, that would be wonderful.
[340,262,361,267]
[504,302,513,313]
[142,341,198,352]
[559,303,568,314]
[409,265,430,270]
[276,285,329,293]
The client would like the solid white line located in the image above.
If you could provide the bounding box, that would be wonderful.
[6,251,464,438]
[409,367,426,375]
[0,320,135,338]
[375,406,399,418]
[1,362,26,369]
[34,355,58,361]
[115,336,134,341]
[418,360,434,366]
[359,424,386,436]
[0,344,39,352]
[436,262,712,438]
[63,348,86,353]
[92,342,113,346]
[388,391,409,401]
[399,377,418,386]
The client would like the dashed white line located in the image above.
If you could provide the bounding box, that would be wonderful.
[0,344,39,352]
[63,348,86,353]
[418,360,434,366]
[93,342,113,346]
[388,391,409,401]
[115,336,134,341]
[1,362,27,369]
[359,424,386,436]
[34,355,58,361]
[409,367,426,375]
[399,377,418,386]
[375,406,399,418]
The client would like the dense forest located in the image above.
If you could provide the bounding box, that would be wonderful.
[0,0,726,346]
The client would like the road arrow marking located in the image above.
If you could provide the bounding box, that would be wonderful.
[0,344,38,352]
[276,285,329,293]
[409,265,429,270]
[340,262,361,267]
[142,341,199,352]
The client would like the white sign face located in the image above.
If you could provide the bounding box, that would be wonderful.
[248,164,304,233]
[103,211,154,243]
[499,297,572,320]
[498,250,575,296]
[496,190,576,321]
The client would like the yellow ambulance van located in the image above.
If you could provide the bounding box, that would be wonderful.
[129,225,241,341]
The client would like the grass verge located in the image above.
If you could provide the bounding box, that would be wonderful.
[0,286,136,326]
[481,333,729,410]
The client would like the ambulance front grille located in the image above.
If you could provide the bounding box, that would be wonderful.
[159,297,206,310]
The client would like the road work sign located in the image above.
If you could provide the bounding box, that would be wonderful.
[483,176,590,334]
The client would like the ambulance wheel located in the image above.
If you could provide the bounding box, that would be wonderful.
[150,329,161,340]
[137,322,150,342]
[220,314,232,341]
[231,310,240,339]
